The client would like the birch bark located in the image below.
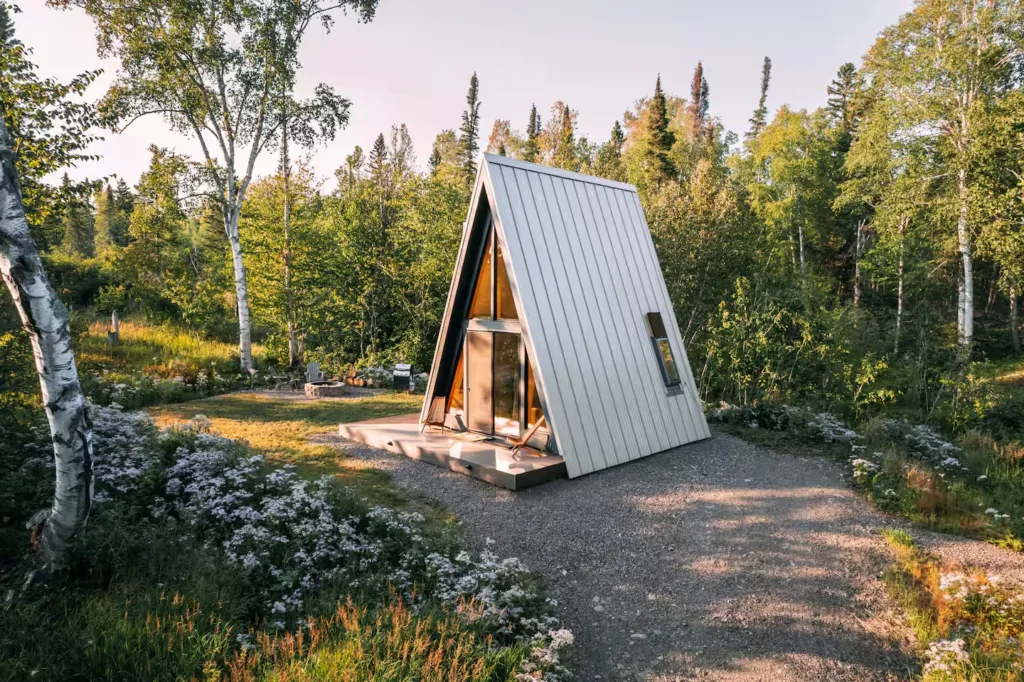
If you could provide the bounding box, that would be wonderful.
[0,118,92,572]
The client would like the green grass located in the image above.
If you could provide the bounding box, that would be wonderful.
[77,319,264,375]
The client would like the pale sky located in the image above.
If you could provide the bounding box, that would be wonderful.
[16,0,915,187]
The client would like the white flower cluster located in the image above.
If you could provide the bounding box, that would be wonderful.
[78,404,573,677]
[882,421,969,473]
[921,638,969,678]
[807,412,861,444]
[850,458,879,483]
[90,403,162,502]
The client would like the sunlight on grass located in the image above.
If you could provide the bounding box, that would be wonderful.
[149,391,426,511]
[77,319,265,373]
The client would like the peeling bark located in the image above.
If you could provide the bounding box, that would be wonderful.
[0,118,92,572]
[956,165,974,348]
[895,217,906,356]
[1010,281,1020,354]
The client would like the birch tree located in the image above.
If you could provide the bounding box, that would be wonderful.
[862,0,1021,349]
[1,117,93,574]
[52,0,379,369]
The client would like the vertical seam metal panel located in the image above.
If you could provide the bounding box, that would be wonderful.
[546,175,630,468]
[625,192,711,439]
[593,184,677,454]
[610,188,694,444]
[607,187,691,446]
[498,165,591,476]
[568,179,656,461]
[486,165,579,471]
[520,168,604,475]
[582,181,666,455]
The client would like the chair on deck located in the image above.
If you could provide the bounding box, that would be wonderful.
[421,396,448,434]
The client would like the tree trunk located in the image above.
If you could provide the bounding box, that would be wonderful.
[1010,280,1020,353]
[227,209,254,371]
[0,118,92,573]
[956,167,974,348]
[281,115,298,369]
[797,223,806,283]
[107,309,119,346]
[853,219,864,308]
[895,217,906,356]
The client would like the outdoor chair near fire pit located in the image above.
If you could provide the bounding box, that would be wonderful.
[266,365,292,391]
[305,362,325,383]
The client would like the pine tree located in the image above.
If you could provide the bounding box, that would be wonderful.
[827,63,861,152]
[688,62,710,137]
[647,76,675,180]
[747,56,772,139]
[523,104,541,163]
[593,120,626,181]
[369,134,388,178]
[93,183,115,256]
[58,174,94,257]
[110,179,133,246]
[551,103,579,171]
[459,72,481,186]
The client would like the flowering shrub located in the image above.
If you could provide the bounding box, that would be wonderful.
[921,639,970,679]
[76,404,572,679]
[807,412,861,444]
[81,368,258,410]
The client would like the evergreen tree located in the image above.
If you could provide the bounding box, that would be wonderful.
[593,120,626,181]
[93,182,115,256]
[647,76,675,180]
[545,103,579,171]
[369,133,388,178]
[689,62,710,137]
[522,103,541,163]
[459,72,481,186]
[58,173,94,257]
[827,62,862,151]
[747,56,772,139]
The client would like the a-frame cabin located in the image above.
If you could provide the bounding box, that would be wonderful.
[421,154,709,479]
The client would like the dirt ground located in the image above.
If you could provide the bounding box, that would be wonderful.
[323,422,1021,681]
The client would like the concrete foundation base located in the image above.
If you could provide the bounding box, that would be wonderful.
[337,414,566,490]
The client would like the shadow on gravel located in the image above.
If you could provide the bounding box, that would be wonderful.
[331,426,915,682]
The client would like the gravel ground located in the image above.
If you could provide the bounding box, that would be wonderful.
[323,423,932,681]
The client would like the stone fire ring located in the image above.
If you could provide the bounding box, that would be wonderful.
[304,381,348,399]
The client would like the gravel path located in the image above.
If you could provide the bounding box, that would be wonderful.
[323,420,1022,681]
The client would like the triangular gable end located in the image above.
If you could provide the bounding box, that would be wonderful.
[419,164,559,458]
[422,155,709,479]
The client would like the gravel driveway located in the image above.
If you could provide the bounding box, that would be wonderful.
[326,424,921,681]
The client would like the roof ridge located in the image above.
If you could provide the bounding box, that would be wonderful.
[482,153,637,193]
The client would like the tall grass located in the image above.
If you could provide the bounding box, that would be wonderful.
[880,531,1024,681]
[77,319,263,375]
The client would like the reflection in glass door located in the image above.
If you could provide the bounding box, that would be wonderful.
[493,333,521,437]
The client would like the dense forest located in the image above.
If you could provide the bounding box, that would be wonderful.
[4,0,1024,436]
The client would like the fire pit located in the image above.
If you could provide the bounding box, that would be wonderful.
[304,381,348,399]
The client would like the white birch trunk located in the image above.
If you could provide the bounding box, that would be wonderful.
[226,207,253,371]
[853,220,864,308]
[281,116,298,368]
[0,119,92,572]
[797,223,806,283]
[895,217,906,356]
[956,167,974,348]
[1010,281,1020,354]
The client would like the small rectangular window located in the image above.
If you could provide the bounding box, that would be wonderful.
[646,312,681,388]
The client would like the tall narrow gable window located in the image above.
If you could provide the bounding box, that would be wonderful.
[645,312,682,392]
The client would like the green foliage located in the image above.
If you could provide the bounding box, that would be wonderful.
[459,72,481,184]
[0,2,100,240]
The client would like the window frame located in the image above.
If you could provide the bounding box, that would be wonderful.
[645,312,683,393]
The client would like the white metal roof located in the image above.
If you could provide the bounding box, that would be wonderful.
[424,154,710,478]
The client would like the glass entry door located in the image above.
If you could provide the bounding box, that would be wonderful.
[466,331,493,433]
[465,331,522,438]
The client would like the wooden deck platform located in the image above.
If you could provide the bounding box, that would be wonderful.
[337,414,567,490]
